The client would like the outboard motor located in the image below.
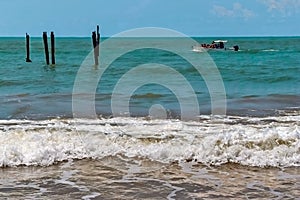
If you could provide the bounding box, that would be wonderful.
[233,45,239,51]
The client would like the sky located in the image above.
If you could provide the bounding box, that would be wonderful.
[0,0,299,37]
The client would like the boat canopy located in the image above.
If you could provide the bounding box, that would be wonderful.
[213,40,227,43]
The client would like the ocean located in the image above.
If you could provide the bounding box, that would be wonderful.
[0,34,299,199]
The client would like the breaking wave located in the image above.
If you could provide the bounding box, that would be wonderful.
[0,115,299,168]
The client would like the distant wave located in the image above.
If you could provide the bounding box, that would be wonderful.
[0,80,18,87]
[241,49,280,53]
[242,95,260,99]
[262,49,280,52]
[239,94,300,103]
[268,76,295,83]
[1,115,299,168]
[132,93,164,99]
[246,75,295,83]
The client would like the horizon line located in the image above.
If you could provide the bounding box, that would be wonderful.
[0,34,300,38]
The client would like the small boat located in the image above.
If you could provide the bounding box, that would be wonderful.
[192,40,239,52]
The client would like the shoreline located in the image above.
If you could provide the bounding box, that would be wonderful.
[0,157,299,199]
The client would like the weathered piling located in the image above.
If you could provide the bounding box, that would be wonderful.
[25,33,32,62]
[96,25,100,56]
[42,32,50,65]
[91,25,101,66]
[50,31,55,65]
[92,31,98,65]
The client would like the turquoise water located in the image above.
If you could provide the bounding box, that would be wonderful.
[0,36,299,199]
[0,37,299,119]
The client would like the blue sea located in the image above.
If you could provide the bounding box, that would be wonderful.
[0,35,299,199]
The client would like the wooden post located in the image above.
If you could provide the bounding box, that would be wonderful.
[25,33,32,62]
[92,31,98,65]
[43,32,49,65]
[50,31,55,65]
[96,25,100,56]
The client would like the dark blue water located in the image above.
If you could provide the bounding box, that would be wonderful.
[0,37,299,119]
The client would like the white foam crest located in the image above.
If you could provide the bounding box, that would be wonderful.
[0,116,299,167]
[262,49,279,52]
[0,119,88,167]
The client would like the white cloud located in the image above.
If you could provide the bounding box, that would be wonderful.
[213,3,255,20]
[259,0,300,15]
[213,5,234,17]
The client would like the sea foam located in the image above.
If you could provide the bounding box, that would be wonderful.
[0,116,299,168]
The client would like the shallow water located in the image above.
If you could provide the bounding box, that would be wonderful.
[1,157,299,199]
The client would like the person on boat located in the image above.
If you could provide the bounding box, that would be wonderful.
[233,45,239,51]
[219,42,224,49]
